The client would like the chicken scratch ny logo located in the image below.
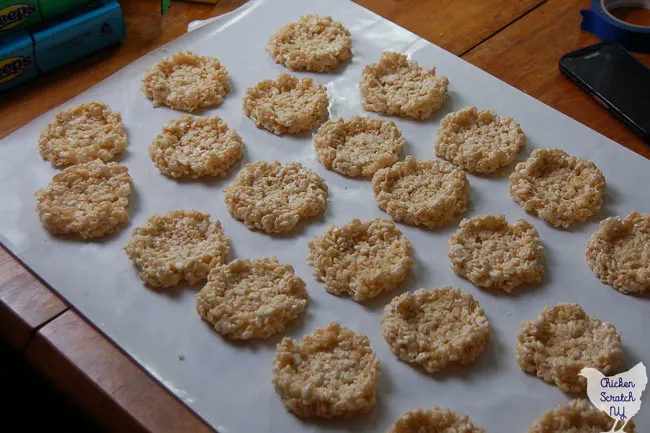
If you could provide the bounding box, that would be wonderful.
[579,362,646,433]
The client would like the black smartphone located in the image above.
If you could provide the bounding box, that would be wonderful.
[559,42,650,143]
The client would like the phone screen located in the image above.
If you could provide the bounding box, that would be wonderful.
[561,43,650,138]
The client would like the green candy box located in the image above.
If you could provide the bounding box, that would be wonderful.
[0,0,94,34]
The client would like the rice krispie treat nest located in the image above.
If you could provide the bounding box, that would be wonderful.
[196,258,307,340]
[141,51,230,112]
[38,102,127,168]
[586,211,650,295]
[308,218,414,301]
[382,287,491,372]
[272,322,380,418]
[123,210,230,288]
[266,15,352,72]
[224,161,328,234]
[242,73,328,135]
[448,215,545,293]
[35,160,131,239]
[372,156,470,228]
[528,399,635,433]
[510,148,606,228]
[149,115,244,179]
[516,303,622,393]
[360,51,449,120]
[435,106,526,174]
[313,116,405,178]
[387,408,487,433]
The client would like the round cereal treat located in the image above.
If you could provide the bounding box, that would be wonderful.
[141,51,230,112]
[272,322,380,418]
[224,161,328,234]
[307,218,413,301]
[435,106,526,174]
[242,73,328,135]
[528,399,635,433]
[510,148,606,229]
[123,210,230,288]
[196,258,307,340]
[149,115,244,179]
[586,211,650,295]
[388,408,487,433]
[372,156,470,228]
[360,51,449,120]
[38,102,127,168]
[448,215,545,293]
[516,303,622,393]
[382,287,491,373]
[266,15,352,72]
[35,160,131,239]
[313,116,405,178]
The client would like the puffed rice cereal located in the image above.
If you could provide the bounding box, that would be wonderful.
[516,303,622,393]
[123,210,230,288]
[528,399,635,433]
[196,258,307,340]
[360,51,448,120]
[149,115,244,179]
[35,160,131,239]
[38,102,127,168]
[372,156,470,228]
[141,51,230,112]
[272,322,380,418]
[308,218,413,301]
[586,211,650,295]
[435,106,526,174]
[266,15,352,72]
[510,148,606,228]
[448,215,545,293]
[224,161,328,234]
[313,116,405,177]
[242,73,328,135]
[382,287,491,372]
[387,408,487,433]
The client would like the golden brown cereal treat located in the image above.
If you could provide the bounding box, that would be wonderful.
[586,211,650,295]
[448,215,545,293]
[387,408,487,433]
[123,210,229,288]
[242,74,328,135]
[313,116,405,178]
[38,102,127,168]
[382,288,491,373]
[266,15,352,72]
[196,258,307,340]
[435,106,526,174]
[224,161,328,234]
[272,322,380,418]
[516,303,622,393]
[308,218,413,301]
[149,115,244,179]
[510,148,606,228]
[372,156,470,228]
[360,51,448,120]
[528,399,635,433]
[141,51,230,112]
[35,160,131,239]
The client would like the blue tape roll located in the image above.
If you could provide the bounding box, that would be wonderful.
[581,0,650,52]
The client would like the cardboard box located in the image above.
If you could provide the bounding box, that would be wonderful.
[0,0,126,91]
[0,0,95,35]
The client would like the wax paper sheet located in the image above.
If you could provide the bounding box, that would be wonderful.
[1,0,648,431]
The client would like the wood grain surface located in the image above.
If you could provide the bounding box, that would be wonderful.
[464,0,650,159]
[2,0,649,431]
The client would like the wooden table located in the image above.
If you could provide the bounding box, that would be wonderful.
[1,0,648,431]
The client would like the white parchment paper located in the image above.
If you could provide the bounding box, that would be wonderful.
[1,0,649,431]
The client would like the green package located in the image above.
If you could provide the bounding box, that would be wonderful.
[0,0,93,34]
